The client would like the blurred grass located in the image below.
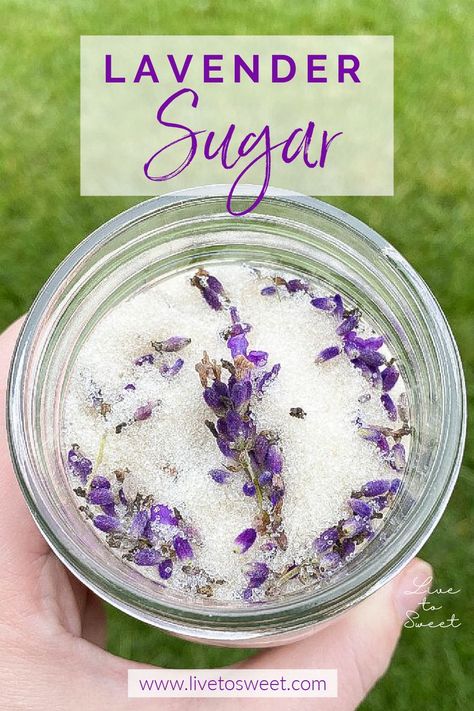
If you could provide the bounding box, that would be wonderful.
[1,0,473,708]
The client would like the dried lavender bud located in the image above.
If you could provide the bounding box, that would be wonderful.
[315,346,341,363]
[341,517,367,537]
[266,444,283,474]
[150,504,179,526]
[152,336,191,353]
[124,383,136,391]
[357,426,383,443]
[356,349,386,368]
[207,274,224,294]
[234,527,257,553]
[134,403,153,421]
[286,279,308,293]
[319,551,341,572]
[311,296,336,311]
[289,407,306,419]
[345,333,384,351]
[231,379,252,409]
[217,437,235,459]
[260,285,277,296]
[134,353,155,366]
[313,526,339,553]
[361,479,391,497]
[68,446,92,484]
[243,481,256,497]
[246,561,269,588]
[382,365,399,392]
[118,488,128,506]
[336,312,360,336]
[129,510,149,538]
[90,476,111,489]
[209,469,231,484]
[349,498,372,518]
[159,358,184,378]
[158,558,173,580]
[256,363,280,394]
[93,514,121,532]
[391,443,406,472]
[134,548,161,566]
[247,350,268,367]
[87,488,115,507]
[258,470,273,486]
[202,286,222,310]
[352,358,383,388]
[228,333,249,358]
[381,393,397,421]
[173,536,193,560]
[371,495,388,512]
[340,539,356,557]
[254,434,269,466]
[390,478,402,494]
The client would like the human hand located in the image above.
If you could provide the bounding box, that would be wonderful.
[0,319,431,710]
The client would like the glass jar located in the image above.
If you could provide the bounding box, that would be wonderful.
[7,186,466,647]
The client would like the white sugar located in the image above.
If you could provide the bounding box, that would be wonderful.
[63,263,405,601]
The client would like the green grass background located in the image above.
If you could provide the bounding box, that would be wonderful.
[1,0,472,708]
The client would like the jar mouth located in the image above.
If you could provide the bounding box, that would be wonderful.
[7,186,466,641]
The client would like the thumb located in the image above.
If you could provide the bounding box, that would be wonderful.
[240,557,432,711]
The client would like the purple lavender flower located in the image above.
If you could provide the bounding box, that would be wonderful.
[261,285,277,296]
[336,312,360,336]
[90,476,110,489]
[315,346,341,363]
[381,393,397,421]
[333,294,344,320]
[391,443,406,472]
[207,274,224,294]
[319,551,341,572]
[243,482,256,496]
[150,504,179,526]
[247,350,268,367]
[134,403,154,422]
[266,444,283,474]
[311,296,336,311]
[153,336,191,353]
[134,353,155,366]
[173,536,193,560]
[118,488,128,506]
[256,362,281,394]
[234,527,257,553]
[227,333,249,358]
[209,468,231,484]
[129,510,149,538]
[349,498,372,518]
[356,349,386,368]
[341,517,367,537]
[158,558,173,580]
[371,495,388,512]
[217,437,235,459]
[313,526,339,553]
[286,279,308,293]
[345,333,384,351]
[390,478,402,494]
[382,365,399,392]
[361,479,391,497]
[124,383,136,391]
[254,434,269,466]
[159,358,184,378]
[224,410,246,441]
[68,446,92,484]
[134,548,161,566]
[352,358,382,388]
[231,379,252,409]
[87,488,115,507]
[246,561,269,588]
[93,514,121,532]
[341,539,356,557]
[203,286,222,310]
[258,470,273,486]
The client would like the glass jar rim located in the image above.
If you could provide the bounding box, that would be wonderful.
[7,186,466,641]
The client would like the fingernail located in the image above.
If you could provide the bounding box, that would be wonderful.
[394,558,433,622]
